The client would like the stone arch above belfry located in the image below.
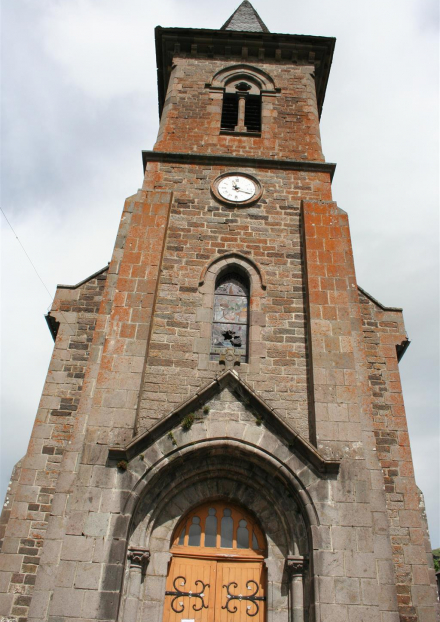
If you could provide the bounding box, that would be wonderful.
[209,64,278,94]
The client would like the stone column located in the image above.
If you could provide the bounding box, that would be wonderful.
[286,556,305,622]
[235,95,247,132]
[121,548,150,622]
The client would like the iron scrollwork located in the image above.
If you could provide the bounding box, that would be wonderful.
[222,580,266,617]
[165,575,209,613]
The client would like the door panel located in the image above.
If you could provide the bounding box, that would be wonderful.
[163,557,266,621]
[215,561,266,622]
[163,556,216,622]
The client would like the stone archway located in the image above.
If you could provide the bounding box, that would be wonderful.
[118,444,314,622]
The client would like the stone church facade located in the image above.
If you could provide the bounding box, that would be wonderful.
[1,3,438,621]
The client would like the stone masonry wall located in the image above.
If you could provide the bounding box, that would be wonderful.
[0,270,107,622]
[359,291,439,621]
[137,161,333,439]
[155,57,324,162]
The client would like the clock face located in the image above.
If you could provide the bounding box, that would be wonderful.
[217,175,257,203]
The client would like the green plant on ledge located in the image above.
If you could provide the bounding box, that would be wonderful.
[203,405,210,415]
[181,414,195,431]
[117,460,128,471]
[167,431,177,446]
[255,416,263,426]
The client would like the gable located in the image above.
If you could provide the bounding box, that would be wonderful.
[108,370,339,474]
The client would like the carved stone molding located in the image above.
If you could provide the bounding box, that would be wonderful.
[127,547,150,572]
[286,555,306,576]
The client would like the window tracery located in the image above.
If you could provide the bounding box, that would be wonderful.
[172,501,266,556]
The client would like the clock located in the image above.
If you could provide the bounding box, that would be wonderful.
[212,172,262,206]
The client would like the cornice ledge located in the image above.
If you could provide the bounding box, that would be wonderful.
[142,150,336,180]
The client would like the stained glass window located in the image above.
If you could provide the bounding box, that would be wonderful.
[210,273,249,362]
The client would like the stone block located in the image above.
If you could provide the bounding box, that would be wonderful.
[339,504,372,528]
[81,589,100,619]
[360,579,379,606]
[411,584,437,607]
[378,584,398,611]
[1,537,20,554]
[347,605,381,621]
[62,535,94,562]
[414,607,437,622]
[332,526,356,551]
[315,551,344,577]
[5,518,30,538]
[28,590,51,619]
[100,563,123,592]
[403,545,427,566]
[90,466,117,489]
[55,561,76,588]
[318,576,335,603]
[74,562,102,590]
[84,513,110,538]
[377,560,395,585]
[320,603,349,622]
[40,539,62,565]
[0,593,13,616]
[139,599,163,622]
[335,577,361,605]
[0,554,22,572]
[356,527,374,553]
[50,587,85,617]
[34,563,58,591]
[0,571,11,592]
[66,511,87,536]
[345,552,376,579]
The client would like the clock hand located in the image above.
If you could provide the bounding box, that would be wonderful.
[234,188,254,195]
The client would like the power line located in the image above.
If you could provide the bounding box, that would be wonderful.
[1,206,76,334]
[1,206,54,301]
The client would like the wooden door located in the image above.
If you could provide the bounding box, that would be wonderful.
[163,501,267,622]
[215,560,266,622]
[163,557,266,622]
[163,556,216,622]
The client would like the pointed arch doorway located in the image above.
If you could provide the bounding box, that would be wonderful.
[163,501,267,621]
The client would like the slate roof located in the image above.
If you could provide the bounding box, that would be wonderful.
[221,0,270,33]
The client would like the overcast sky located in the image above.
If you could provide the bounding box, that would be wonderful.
[1,0,439,547]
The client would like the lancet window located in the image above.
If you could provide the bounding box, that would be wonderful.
[210,271,249,363]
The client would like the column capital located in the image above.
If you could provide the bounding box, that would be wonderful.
[286,555,306,576]
[127,547,150,571]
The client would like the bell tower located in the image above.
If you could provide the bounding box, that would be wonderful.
[1,3,438,622]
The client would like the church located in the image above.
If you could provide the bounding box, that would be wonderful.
[1,2,438,621]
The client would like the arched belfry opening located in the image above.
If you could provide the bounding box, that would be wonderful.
[207,64,278,136]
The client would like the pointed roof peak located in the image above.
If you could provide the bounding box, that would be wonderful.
[221,1,270,33]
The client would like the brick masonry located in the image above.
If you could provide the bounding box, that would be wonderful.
[0,270,107,622]
[359,292,438,621]
[156,58,324,162]
[1,16,438,622]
